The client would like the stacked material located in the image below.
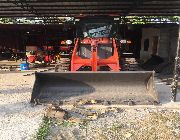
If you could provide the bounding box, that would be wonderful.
[55,58,70,72]
[123,58,139,71]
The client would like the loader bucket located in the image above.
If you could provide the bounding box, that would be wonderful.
[31,71,159,105]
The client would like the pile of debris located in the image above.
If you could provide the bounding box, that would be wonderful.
[45,100,110,121]
[141,55,164,71]
[141,55,178,75]
[0,65,17,71]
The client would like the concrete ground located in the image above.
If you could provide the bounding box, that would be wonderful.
[155,75,180,107]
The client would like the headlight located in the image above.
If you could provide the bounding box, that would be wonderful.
[66,40,72,45]
[127,40,132,44]
[120,40,127,43]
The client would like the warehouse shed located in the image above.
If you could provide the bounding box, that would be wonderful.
[0,0,179,101]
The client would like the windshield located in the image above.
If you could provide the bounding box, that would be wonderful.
[82,23,112,38]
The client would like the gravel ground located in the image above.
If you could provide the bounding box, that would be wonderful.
[45,74,180,140]
[0,71,179,140]
[0,73,45,140]
[47,107,180,140]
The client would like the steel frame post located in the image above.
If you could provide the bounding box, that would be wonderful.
[171,20,180,102]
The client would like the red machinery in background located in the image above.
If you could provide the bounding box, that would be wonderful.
[43,46,53,63]
[27,55,37,63]
[59,40,72,52]
[26,46,38,63]
[26,46,53,64]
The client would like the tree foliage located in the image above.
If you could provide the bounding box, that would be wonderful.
[125,16,180,24]
[0,17,74,24]
[0,16,179,24]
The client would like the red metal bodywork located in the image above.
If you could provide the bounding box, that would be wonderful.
[60,45,71,51]
[44,55,52,63]
[27,55,37,63]
[27,54,52,63]
[43,46,54,51]
[71,37,120,71]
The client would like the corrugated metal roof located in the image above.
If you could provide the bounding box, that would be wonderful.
[0,0,179,17]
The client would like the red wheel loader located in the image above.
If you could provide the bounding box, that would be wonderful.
[31,17,158,105]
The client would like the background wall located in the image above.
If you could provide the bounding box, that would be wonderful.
[140,25,179,62]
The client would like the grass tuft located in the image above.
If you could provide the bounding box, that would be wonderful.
[35,116,52,140]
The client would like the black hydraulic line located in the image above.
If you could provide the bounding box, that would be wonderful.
[171,20,180,102]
